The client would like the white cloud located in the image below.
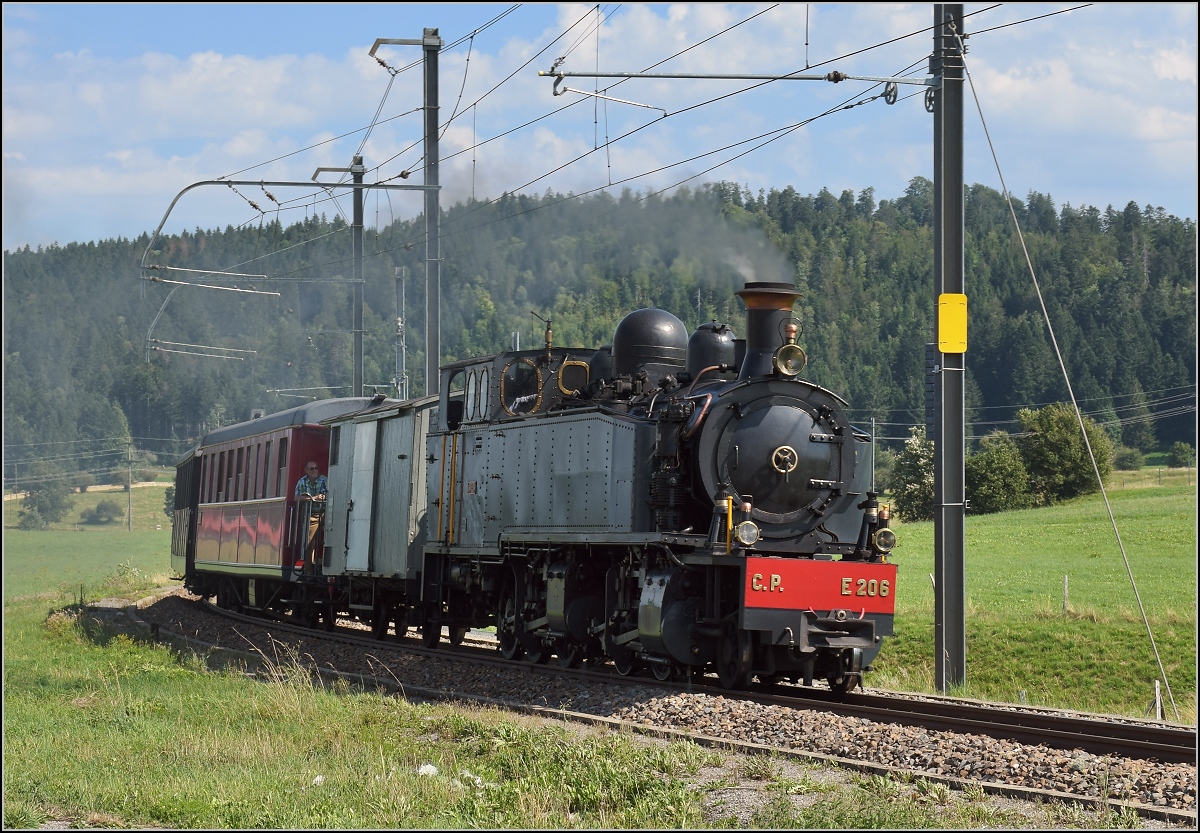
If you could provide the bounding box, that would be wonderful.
[1,3,1195,251]
[1152,46,1198,85]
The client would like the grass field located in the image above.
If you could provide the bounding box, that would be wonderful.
[872,484,1196,720]
[4,475,1196,719]
[2,474,1195,827]
[3,473,173,535]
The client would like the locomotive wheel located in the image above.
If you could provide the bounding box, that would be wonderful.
[526,643,551,665]
[716,622,752,690]
[828,674,860,695]
[651,663,674,682]
[556,641,583,669]
[448,625,468,647]
[613,655,639,676]
[497,584,524,661]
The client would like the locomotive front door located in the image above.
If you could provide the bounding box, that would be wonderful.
[346,420,379,571]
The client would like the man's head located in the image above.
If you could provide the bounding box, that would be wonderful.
[305,462,320,477]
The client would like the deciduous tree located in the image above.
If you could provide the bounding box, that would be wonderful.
[1016,403,1113,504]
[965,432,1031,515]
[889,426,934,522]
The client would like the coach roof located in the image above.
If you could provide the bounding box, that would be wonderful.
[199,397,398,447]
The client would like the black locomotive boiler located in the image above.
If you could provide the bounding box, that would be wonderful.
[173,281,897,692]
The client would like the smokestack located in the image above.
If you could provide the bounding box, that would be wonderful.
[735,281,802,380]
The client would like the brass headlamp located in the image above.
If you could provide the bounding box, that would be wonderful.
[773,320,807,377]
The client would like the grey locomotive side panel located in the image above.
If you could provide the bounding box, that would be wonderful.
[457,428,486,547]
[479,413,644,538]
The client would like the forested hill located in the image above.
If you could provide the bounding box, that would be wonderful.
[3,179,1196,482]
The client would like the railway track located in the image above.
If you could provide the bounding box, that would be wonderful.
[122,595,1197,824]
[196,598,1197,764]
[741,685,1196,765]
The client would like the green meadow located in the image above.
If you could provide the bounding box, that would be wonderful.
[4,478,1196,722]
[873,484,1197,721]
[3,479,1194,828]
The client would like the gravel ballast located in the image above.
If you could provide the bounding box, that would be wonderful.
[128,591,1196,817]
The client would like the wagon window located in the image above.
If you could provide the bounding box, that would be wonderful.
[329,426,341,467]
[235,447,245,501]
[216,452,226,502]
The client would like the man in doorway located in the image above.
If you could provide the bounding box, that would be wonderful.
[295,461,328,571]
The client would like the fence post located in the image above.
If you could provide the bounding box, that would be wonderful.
[1062,575,1069,614]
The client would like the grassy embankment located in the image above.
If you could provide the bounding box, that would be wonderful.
[873,481,1196,721]
[2,476,1193,828]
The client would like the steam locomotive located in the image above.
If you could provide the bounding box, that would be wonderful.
[171,281,897,692]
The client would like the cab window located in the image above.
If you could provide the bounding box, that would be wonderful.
[501,358,542,415]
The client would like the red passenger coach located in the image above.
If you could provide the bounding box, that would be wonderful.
[172,397,391,619]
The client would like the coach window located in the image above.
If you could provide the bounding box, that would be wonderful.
[329,426,341,467]
[243,444,252,500]
[216,452,226,502]
[234,447,244,501]
[277,436,289,496]
[200,455,211,503]
[262,440,272,498]
[251,442,261,499]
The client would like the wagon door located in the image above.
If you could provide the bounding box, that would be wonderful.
[345,420,379,571]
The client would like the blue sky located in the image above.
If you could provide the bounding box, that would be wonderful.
[3,3,1196,251]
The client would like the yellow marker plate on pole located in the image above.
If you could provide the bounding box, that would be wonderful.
[938,293,967,353]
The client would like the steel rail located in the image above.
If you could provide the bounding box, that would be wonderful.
[131,597,1197,825]
[193,598,1195,764]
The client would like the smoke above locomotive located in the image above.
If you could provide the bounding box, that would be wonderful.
[175,278,897,693]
